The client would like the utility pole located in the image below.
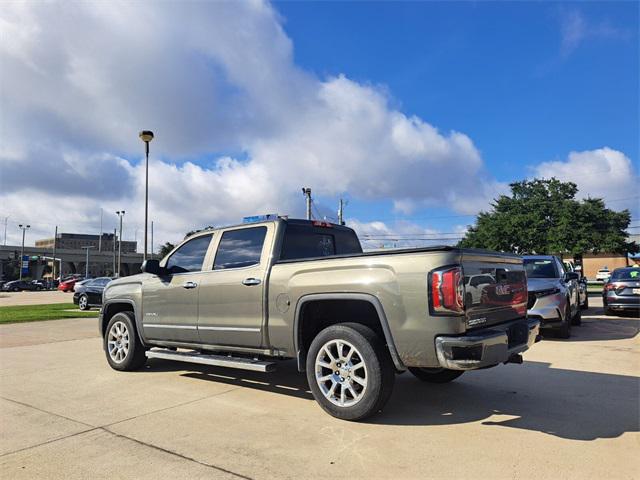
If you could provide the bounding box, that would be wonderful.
[18,224,30,280]
[302,187,312,220]
[52,226,58,281]
[338,198,348,225]
[151,221,154,260]
[98,208,103,252]
[112,228,117,276]
[81,246,95,278]
[2,216,8,246]
[116,211,125,277]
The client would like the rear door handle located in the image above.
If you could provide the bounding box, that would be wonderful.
[242,278,262,286]
[182,281,198,289]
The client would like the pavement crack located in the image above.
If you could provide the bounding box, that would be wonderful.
[100,427,255,480]
[0,427,99,457]
[0,396,95,428]
[102,386,241,428]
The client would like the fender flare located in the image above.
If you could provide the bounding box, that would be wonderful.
[293,292,405,372]
[101,299,148,346]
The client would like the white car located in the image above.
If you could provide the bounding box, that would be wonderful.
[595,268,611,282]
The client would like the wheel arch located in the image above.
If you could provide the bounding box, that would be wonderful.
[293,293,405,373]
[101,300,146,346]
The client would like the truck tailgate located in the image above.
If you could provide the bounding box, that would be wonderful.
[462,251,527,329]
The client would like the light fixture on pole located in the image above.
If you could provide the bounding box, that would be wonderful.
[81,246,95,278]
[18,224,30,280]
[116,211,125,277]
[139,130,154,262]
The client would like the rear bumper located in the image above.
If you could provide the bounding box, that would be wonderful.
[435,318,540,371]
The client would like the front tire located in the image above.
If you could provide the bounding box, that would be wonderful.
[306,323,395,421]
[104,312,146,371]
[558,303,572,339]
[408,367,464,383]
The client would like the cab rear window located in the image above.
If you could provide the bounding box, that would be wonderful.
[280,224,362,261]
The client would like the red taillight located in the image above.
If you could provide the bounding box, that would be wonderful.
[430,266,464,314]
[604,283,616,291]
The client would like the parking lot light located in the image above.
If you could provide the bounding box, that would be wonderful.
[139,130,154,262]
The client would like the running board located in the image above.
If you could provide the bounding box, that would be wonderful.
[146,349,276,372]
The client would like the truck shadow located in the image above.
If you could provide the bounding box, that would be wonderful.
[145,359,639,441]
[374,360,639,440]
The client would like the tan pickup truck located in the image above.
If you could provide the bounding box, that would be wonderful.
[100,218,539,420]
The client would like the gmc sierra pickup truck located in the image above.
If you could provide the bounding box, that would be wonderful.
[100,218,539,420]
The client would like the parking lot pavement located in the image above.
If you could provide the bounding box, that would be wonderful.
[0,290,72,307]
[0,297,638,479]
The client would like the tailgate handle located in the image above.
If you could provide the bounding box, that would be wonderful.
[242,278,262,286]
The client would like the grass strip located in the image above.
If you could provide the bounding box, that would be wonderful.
[0,303,98,324]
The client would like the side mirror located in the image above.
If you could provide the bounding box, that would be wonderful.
[141,259,165,276]
[565,272,579,282]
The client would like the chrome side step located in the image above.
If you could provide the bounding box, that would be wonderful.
[146,349,276,372]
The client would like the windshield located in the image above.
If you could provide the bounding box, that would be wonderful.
[524,259,558,279]
[611,268,640,281]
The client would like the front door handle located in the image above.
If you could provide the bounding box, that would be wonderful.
[242,278,262,286]
[182,281,198,289]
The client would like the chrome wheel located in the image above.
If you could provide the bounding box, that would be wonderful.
[79,295,88,310]
[107,321,130,364]
[315,339,367,407]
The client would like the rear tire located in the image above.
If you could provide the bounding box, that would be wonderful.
[571,307,582,326]
[580,295,589,310]
[78,294,90,311]
[104,312,146,371]
[306,323,395,421]
[408,367,464,383]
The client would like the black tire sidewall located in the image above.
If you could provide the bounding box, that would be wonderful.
[306,323,394,421]
[79,294,89,310]
[104,312,146,371]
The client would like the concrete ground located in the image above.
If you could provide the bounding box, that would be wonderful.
[0,290,73,307]
[0,297,638,479]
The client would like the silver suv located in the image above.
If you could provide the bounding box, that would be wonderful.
[523,255,581,338]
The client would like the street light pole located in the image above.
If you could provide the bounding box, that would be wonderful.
[116,211,125,277]
[139,130,154,262]
[18,224,30,280]
[81,246,95,278]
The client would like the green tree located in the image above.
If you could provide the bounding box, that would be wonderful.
[458,178,637,255]
[158,242,175,258]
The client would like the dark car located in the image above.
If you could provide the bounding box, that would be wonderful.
[603,267,640,315]
[1,280,40,292]
[73,277,112,310]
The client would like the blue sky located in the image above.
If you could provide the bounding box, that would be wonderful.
[1,1,638,247]
[275,1,638,236]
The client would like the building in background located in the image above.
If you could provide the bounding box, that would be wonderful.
[35,233,137,254]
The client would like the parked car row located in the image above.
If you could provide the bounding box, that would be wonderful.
[1,279,48,292]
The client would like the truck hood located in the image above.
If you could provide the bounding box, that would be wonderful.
[527,277,560,292]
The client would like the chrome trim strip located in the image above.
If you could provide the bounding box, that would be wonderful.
[198,326,261,332]
[143,323,198,330]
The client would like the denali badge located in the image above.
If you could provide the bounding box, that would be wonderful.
[468,317,487,327]
[495,284,511,296]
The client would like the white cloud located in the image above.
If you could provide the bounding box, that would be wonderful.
[0,1,633,251]
[559,9,629,57]
[532,147,639,213]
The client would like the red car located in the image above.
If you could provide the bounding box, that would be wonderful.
[57,276,83,292]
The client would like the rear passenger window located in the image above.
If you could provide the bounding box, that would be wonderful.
[166,234,213,273]
[214,227,267,270]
